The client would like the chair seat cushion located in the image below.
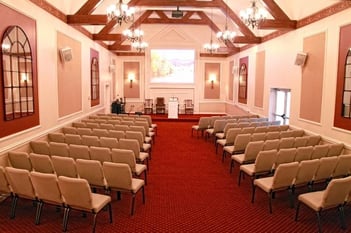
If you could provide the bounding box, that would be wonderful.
[216,133,225,139]
[298,191,324,211]
[254,177,274,193]
[134,164,147,176]
[240,164,255,176]
[90,193,111,213]
[131,178,145,193]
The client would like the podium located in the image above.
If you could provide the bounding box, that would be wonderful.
[168,97,178,119]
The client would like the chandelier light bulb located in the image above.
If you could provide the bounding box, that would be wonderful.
[132,41,148,52]
[106,0,135,25]
[240,0,267,29]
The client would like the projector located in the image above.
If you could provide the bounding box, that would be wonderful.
[172,9,183,18]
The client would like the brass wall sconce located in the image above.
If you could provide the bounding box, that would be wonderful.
[128,73,135,88]
[209,74,216,89]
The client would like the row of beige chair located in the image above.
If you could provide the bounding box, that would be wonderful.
[1,166,113,232]
[89,114,157,135]
[233,142,345,174]
[221,130,309,161]
[50,130,152,156]
[30,138,150,168]
[8,147,147,183]
[191,115,260,137]
[216,125,292,152]
[250,155,351,215]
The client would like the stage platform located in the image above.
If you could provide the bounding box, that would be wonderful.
[149,114,222,122]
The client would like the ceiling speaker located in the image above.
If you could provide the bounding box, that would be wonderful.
[59,47,72,62]
[295,52,307,66]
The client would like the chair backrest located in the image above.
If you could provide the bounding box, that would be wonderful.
[251,132,266,142]
[321,176,351,208]
[8,151,32,171]
[30,141,50,155]
[293,137,308,148]
[100,137,119,149]
[72,122,86,128]
[291,129,305,137]
[111,149,137,172]
[254,149,277,173]
[156,97,165,105]
[86,122,99,129]
[327,143,344,157]
[272,162,299,189]
[305,135,321,146]
[265,131,280,140]
[29,153,55,174]
[81,135,100,147]
[267,125,280,132]
[119,138,140,158]
[263,139,280,151]
[212,120,227,134]
[294,159,320,186]
[69,144,90,160]
[62,126,77,134]
[197,117,211,129]
[48,133,65,143]
[225,128,243,145]
[278,137,295,149]
[109,130,126,140]
[332,154,351,178]
[30,171,63,204]
[125,131,144,149]
[243,141,265,163]
[90,146,112,164]
[5,166,36,199]
[241,127,255,134]
[294,146,313,162]
[49,142,70,157]
[64,134,82,145]
[99,123,114,130]
[184,99,193,108]
[233,133,251,153]
[103,162,132,190]
[279,130,294,138]
[313,156,338,182]
[114,125,130,132]
[311,144,329,159]
[254,126,268,133]
[279,125,290,131]
[76,159,106,188]
[92,128,109,138]
[51,156,78,178]
[77,127,92,136]
[0,166,11,194]
[58,176,93,210]
[275,148,296,168]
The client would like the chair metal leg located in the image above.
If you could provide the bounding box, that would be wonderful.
[144,171,148,185]
[251,185,256,203]
[338,205,346,230]
[269,191,273,214]
[288,188,294,208]
[230,160,234,173]
[316,211,322,233]
[222,151,226,162]
[238,170,242,186]
[131,193,136,216]
[117,191,121,200]
[295,201,300,221]
[35,201,43,225]
[215,143,218,154]
[63,207,70,232]
[142,186,145,204]
[92,213,97,233]
[10,196,18,219]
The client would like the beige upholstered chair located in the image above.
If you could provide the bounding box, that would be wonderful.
[72,122,86,128]
[69,144,90,160]
[293,137,308,148]
[129,125,152,144]
[144,99,153,114]
[140,115,157,135]
[30,171,65,225]
[99,137,119,149]
[278,137,295,149]
[293,159,320,192]
[89,146,112,164]
[191,117,211,138]
[62,126,77,134]
[312,156,338,188]
[279,130,295,138]
[216,128,241,155]
[30,141,50,155]
[99,123,114,130]
[223,133,251,162]
[274,148,296,169]
[76,127,92,136]
[252,162,299,213]
[29,153,55,174]
[49,142,70,157]
[295,176,351,233]
[48,133,65,143]
[8,151,32,171]
[108,130,126,141]
[119,138,149,169]
[81,135,100,147]
[241,126,255,135]
[311,144,329,159]
[125,131,152,156]
[254,126,267,133]
[239,149,277,187]
[114,125,129,132]
[58,176,112,232]
[86,122,99,129]
[103,162,145,215]
[230,141,264,173]
[294,146,313,162]
[0,166,11,196]
[265,131,280,140]
[291,129,305,137]
[64,133,82,145]
[134,120,155,140]
[215,123,237,141]
[267,125,280,132]
[327,143,344,157]
[305,135,321,146]
[111,148,147,184]
[120,120,134,126]
[205,119,227,141]
[51,156,78,178]
[92,128,109,138]
[251,132,266,142]
[5,167,37,219]
[332,154,351,178]
[262,139,280,151]
[76,159,107,191]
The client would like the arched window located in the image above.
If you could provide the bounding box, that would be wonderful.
[342,49,351,118]
[2,25,34,121]
[91,57,99,107]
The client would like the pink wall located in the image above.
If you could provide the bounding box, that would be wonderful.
[229,60,234,101]
[300,32,325,123]
[255,51,265,108]
[123,61,140,98]
[204,63,220,99]
[57,31,82,117]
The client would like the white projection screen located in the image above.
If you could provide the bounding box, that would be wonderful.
[150,49,195,84]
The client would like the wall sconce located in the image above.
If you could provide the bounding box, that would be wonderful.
[209,74,216,89]
[21,73,28,83]
[2,43,10,52]
[128,73,135,88]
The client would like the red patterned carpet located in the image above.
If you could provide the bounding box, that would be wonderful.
[0,121,349,232]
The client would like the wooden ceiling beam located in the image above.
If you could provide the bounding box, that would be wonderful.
[259,19,297,30]
[67,15,107,25]
[75,0,103,15]
[92,34,123,41]
[261,0,290,20]
[233,36,262,44]
[108,44,132,51]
